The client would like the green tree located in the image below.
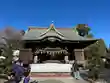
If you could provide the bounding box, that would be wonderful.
[76,24,93,38]
[86,39,106,81]
[0,27,24,75]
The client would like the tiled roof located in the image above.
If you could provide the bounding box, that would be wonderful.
[22,25,96,41]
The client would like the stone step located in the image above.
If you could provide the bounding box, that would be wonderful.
[30,73,72,77]
[29,73,89,83]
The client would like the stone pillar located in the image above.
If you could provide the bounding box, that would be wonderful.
[64,55,69,63]
[34,56,38,63]
[74,49,85,66]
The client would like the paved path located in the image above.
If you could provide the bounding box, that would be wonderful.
[30,77,89,83]
[20,72,89,83]
[29,70,89,83]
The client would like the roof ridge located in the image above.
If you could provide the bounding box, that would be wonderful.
[40,24,65,37]
[28,27,73,30]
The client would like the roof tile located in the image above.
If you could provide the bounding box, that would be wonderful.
[23,27,95,41]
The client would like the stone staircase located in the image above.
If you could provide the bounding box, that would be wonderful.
[29,63,88,83]
[29,72,88,83]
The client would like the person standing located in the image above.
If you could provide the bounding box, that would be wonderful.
[23,64,31,83]
[72,60,81,80]
[12,60,24,83]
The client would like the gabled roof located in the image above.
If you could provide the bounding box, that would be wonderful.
[39,23,65,39]
[22,24,96,41]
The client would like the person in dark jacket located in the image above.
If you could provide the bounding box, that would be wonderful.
[22,63,31,83]
[72,60,81,80]
[12,61,24,83]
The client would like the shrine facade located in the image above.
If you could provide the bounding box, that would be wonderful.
[20,24,97,66]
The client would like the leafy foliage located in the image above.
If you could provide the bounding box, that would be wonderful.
[0,27,24,75]
[86,39,106,80]
[75,24,106,81]
[76,24,93,38]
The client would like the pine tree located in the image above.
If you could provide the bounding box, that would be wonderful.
[0,27,24,75]
[86,40,105,80]
[76,24,93,38]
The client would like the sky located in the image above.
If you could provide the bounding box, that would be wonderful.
[0,0,110,47]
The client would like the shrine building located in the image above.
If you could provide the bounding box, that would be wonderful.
[20,23,102,66]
